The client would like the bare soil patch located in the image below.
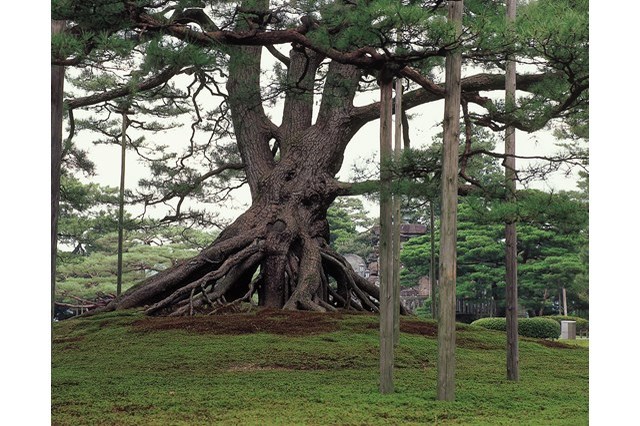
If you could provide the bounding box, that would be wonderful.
[394,320,502,349]
[132,308,342,336]
[359,318,439,337]
[399,320,438,337]
[456,336,503,350]
[527,338,578,349]
[227,363,296,372]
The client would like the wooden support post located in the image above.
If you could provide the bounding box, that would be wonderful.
[116,109,131,297]
[430,202,437,319]
[505,0,520,382]
[392,78,403,346]
[437,0,463,402]
[51,20,66,321]
[379,74,395,394]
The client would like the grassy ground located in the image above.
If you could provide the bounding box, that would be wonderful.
[52,309,588,425]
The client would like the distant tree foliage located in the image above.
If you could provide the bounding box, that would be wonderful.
[400,190,588,316]
[56,175,219,303]
[57,224,219,304]
[326,197,374,260]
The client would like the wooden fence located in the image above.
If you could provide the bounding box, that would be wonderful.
[401,296,497,319]
[456,298,497,317]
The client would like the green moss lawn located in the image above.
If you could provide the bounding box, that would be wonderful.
[52,309,588,425]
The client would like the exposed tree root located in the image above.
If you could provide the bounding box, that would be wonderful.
[145,242,264,315]
[86,201,407,317]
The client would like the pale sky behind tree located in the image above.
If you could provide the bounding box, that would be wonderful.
[67,59,585,223]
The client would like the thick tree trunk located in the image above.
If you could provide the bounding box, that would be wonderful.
[99,152,407,316]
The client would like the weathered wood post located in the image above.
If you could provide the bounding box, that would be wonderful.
[504,0,520,382]
[379,68,395,394]
[430,202,437,319]
[51,20,66,321]
[116,107,133,297]
[437,0,463,402]
[392,77,403,346]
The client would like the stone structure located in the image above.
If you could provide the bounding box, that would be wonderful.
[365,223,428,287]
[417,276,431,297]
[343,253,369,278]
[371,223,428,245]
[561,320,577,339]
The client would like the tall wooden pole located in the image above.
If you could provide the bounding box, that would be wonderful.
[116,110,129,297]
[430,202,437,319]
[379,73,395,394]
[505,0,520,382]
[437,0,463,402]
[51,20,66,320]
[392,78,403,346]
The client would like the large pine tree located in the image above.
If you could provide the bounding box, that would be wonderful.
[52,0,588,315]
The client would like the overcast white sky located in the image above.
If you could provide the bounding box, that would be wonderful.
[72,59,585,224]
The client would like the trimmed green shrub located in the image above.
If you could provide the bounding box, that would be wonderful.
[471,317,507,332]
[471,317,561,339]
[518,318,561,339]
[541,316,589,335]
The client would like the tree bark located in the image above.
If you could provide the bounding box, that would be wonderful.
[437,0,463,402]
[51,19,66,320]
[505,0,520,382]
[103,161,388,316]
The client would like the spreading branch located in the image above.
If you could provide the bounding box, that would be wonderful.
[66,65,184,110]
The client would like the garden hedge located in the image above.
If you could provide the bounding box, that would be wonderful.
[471,317,561,339]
